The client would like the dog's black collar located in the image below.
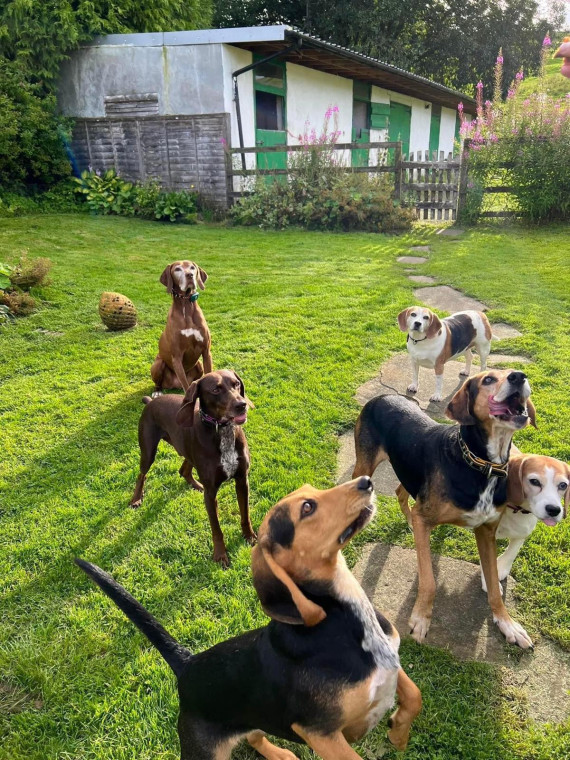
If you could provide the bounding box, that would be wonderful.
[173,290,199,302]
[407,334,428,345]
[458,433,508,479]
[506,503,531,515]
[199,409,232,430]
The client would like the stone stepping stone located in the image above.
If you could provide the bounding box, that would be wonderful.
[492,323,523,340]
[408,275,436,284]
[337,430,401,496]
[354,542,570,724]
[486,353,531,365]
[397,256,427,264]
[409,245,431,252]
[413,285,487,313]
[437,227,464,237]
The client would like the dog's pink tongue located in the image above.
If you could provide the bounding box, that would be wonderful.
[233,413,247,425]
[542,517,557,527]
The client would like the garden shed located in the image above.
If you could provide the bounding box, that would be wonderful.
[59,25,476,208]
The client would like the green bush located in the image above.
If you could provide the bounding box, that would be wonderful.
[74,170,198,223]
[231,171,413,232]
[0,180,81,217]
[460,42,570,223]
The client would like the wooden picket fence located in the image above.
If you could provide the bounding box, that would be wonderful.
[228,142,464,219]
[402,151,461,221]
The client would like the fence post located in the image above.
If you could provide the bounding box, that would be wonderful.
[393,141,403,202]
[457,139,471,220]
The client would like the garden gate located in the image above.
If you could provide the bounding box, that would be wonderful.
[402,151,461,221]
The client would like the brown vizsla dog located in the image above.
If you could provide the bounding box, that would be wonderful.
[130,370,256,568]
[151,260,213,397]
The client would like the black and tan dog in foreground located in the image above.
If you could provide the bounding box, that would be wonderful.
[353,369,536,649]
[130,370,256,568]
[76,478,421,760]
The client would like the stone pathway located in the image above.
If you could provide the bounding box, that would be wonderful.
[335,234,566,724]
[413,285,488,312]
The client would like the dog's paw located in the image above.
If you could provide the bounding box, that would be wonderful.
[494,615,533,649]
[497,563,510,583]
[130,498,142,509]
[214,551,231,570]
[409,611,431,643]
[387,719,410,752]
[243,531,257,547]
[190,481,204,493]
[407,384,418,394]
[429,394,442,402]
[459,368,470,376]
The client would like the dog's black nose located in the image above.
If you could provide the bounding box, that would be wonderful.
[508,371,526,385]
[235,401,247,413]
[413,321,421,329]
[545,504,561,517]
[357,476,373,492]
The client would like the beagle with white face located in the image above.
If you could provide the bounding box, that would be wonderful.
[397,306,492,402]
[481,450,570,591]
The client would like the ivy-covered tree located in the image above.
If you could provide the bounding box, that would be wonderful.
[0,0,213,190]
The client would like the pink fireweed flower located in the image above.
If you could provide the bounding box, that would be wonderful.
[522,98,531,108]
[543,36,551,47]
[516,70,524,81]
[457,102,464,112]
[497,55,503,64]
[507,88,515,99]
[476,81,483,90]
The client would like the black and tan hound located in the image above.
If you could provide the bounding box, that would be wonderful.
[76,478,421,759]
[353,369,536,649]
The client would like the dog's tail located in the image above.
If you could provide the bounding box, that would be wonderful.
[142,396,152,405]
[75,559,191,676]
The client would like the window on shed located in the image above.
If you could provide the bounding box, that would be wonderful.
[255,90,285,131]
[254,61,285,90]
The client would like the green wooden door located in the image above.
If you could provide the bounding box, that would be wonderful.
[429,105,441,159]
[255,129,287,175]
[388,102,411,159]
[351,127,370,167]
[254,58,287,178]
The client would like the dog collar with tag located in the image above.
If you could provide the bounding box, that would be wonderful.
[458,434,509,479]
[173,291,199,302]
[199,409,232,428]
[505,503,531,515]
[407,334,428,345]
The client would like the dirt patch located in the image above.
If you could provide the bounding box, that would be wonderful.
[0,682,43,714]
[492,323,523,340]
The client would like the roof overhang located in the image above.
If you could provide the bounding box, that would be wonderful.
[232,28,475,114]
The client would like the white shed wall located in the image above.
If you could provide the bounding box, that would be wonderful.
[439,107,458,155]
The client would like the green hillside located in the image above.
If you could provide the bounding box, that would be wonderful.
[518,52,570,99]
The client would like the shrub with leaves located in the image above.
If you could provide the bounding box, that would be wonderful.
[459,40,570,223]
[74,169,136,216]
[231,110,413,232]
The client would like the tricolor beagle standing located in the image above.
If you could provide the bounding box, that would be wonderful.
[398,306,492,402]
[76,478,422,759]
[481,448,570,591]
[353,369,537,649]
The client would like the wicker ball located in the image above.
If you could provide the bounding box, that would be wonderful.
[98,292,137,331]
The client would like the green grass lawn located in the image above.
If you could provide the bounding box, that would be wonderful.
[0,216,569,760]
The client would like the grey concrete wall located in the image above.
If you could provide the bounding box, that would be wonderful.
[59,43,226,117]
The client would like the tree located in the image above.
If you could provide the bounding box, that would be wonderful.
[0,1,213,190]
[214,1,549,96]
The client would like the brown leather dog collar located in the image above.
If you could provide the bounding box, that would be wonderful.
[505,503,531,515]
[173,290,199,302]
[458,434,509,479]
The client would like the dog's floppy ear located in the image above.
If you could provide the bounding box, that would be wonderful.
[563,465,570,518]
[446,378,476,425]
[176,381,200,427]
[197,266,208,291]
[252,528,326,627]
[526,398,537,429]
[506,455,528,507]
[397,308,412,332]
[160,265,174,294]
[233,371,255,409]
[426,311,443,339]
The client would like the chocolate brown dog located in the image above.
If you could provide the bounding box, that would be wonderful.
[130,370,256,568]
[77,477,421,759]
[151,260,212,396]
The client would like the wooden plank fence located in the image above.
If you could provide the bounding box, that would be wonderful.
[228,142,462,219]
[403,151,461,221]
